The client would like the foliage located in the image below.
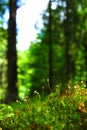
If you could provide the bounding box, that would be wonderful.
[0,83,87,130]
[0,27,7,101]
[17,50,31,98]
[17,0,87,96]
[27,42,49,95]
[0,0,87,102]
[0,104,14,120]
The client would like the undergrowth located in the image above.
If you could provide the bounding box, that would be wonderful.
[0,82,87,130]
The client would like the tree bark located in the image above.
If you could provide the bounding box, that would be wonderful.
[48,0,53,91]
[64,0,70,82]
[6,0,18,103]
[83,32,87,87]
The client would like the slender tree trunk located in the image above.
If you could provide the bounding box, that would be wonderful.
[6,0,18,103]
[48,0,53,91]
[83,32,87,87]
[64,0,70,82]
[1,53,7,101]
[82,1,87,86]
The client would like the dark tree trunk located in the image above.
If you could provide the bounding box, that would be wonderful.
[83,3,87,86]
[64,0,70,82]
[5,0,18,103]
[48,0,53,91]
[83,33,87,87]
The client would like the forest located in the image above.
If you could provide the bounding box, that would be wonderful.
[0,0,87,129]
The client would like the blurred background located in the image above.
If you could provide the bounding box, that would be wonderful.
[0,0,87,103]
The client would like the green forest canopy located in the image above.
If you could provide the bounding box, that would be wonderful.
[0,0,87,102]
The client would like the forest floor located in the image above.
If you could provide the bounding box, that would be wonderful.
[0,83,87,130]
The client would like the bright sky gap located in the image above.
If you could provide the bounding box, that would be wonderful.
[17,0,49,51]
[3,0,49,51]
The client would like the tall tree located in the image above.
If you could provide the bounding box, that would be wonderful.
[82,0,87,86]
[5,0,18,103]
[48,0,53,91]
[63,0,78,83]
[64,0,70,82]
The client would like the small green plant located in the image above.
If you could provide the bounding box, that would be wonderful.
[0,82,87,129]
[0,104,14,120]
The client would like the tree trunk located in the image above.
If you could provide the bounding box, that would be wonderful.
[5,0,18,103]
[83,32,87,87]
[48,0,53,92]
[64,0,70,82]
